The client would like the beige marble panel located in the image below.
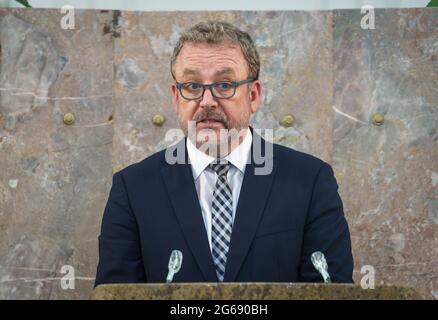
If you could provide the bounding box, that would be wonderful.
[333,9,437,299]
[0,9,114,299]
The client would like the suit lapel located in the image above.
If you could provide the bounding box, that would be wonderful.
[224,130,277,281]
[161,138,218,282]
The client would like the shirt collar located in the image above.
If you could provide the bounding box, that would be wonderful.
[187,128,252,180]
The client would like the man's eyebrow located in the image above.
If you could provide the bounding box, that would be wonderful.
[181,68,236,78]
[182,69,199,76]
[214,68,236,77]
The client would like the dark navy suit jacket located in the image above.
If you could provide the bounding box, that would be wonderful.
[95,129,353,286]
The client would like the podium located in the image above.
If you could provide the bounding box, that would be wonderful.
[90,283,423,300]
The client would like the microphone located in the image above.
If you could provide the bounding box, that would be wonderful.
[166,250,183,283]
[311,251,332,283]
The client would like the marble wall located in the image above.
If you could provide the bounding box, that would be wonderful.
[333,8,437,300]
[0,8,436,299]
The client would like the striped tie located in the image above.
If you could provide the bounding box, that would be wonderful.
[209,161,233,282]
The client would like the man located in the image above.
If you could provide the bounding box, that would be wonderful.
[95,21,353,286]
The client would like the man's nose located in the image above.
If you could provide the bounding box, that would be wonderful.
[199,87,218,108]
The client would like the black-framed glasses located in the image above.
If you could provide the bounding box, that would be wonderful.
[175,79,255,100]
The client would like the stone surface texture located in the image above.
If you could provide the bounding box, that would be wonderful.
[0,8,436,299]
[90,283,423,300]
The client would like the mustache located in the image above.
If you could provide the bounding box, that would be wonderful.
[192,110,227,124]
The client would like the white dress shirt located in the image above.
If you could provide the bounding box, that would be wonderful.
[187,128,252,252]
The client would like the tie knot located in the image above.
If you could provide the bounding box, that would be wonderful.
[208,161,230,177]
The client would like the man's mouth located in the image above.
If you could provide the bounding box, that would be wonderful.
[197,118,223,125]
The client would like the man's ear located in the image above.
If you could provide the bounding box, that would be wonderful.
[171,84,178,112]
[249,80,262,114]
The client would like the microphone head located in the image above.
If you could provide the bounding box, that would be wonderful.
[311,251,328,271]
[168,250,183,273]
[311,251,331,283]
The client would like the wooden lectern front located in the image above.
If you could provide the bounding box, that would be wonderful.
[90,283,423,300]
